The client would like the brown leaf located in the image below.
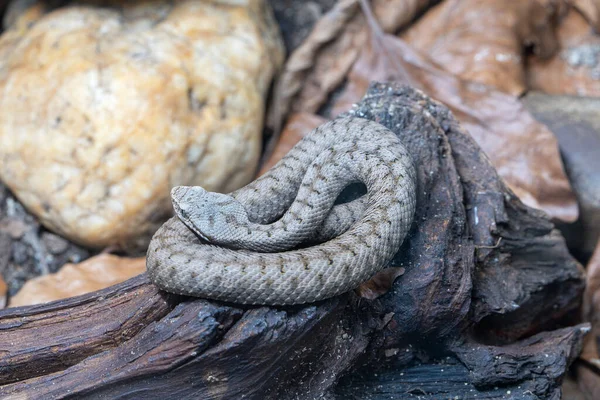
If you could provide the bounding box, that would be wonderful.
[331,13,577,222]
[573,0,600,32]
[562,376,589,400]
[259,113,326,176]
[577,241,600,398]
[583,242,600,324]
[0,275,6,309]
[576,363,600,400]
[268,0,434,133]
[355,267,405,300]
[8,254,146,307]
[527,9,600,96]
[401,0,563,96]
[523,92,600,257]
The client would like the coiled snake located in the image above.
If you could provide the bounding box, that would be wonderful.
[146,117,417,305]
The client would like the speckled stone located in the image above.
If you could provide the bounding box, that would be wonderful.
[0,0,284,249]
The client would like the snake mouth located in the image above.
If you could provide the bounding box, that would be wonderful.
[171,186,213,242]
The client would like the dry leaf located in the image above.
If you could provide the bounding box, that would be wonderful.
[577,241,600,398]
[583,242,600,324]
[9,254,146,307]
[331,12,577,222]
[576,363,600,400]
[562,375,589,400]
[259,113,326,176]
[573,0,600,32]
[402,0,563,96]
[269,0,433,133]
[0,275,6,309]
[355,267,405,300]
[523,92,600,257]
[527,9,600,96]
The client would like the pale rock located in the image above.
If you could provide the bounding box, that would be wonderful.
[0,0,284,248]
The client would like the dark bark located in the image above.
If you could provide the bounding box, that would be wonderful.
[335,325,588,400]
[0,84,587,399]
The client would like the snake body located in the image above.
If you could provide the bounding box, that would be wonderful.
[146,117,417,305]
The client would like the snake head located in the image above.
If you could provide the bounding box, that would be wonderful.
[171,186,248,244]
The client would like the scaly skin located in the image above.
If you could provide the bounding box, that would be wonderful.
[146,117,417,305]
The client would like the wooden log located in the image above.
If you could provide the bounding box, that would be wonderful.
[0,83,587,399]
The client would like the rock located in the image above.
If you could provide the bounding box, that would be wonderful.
[523,92,600,260]
[0,0,284,249]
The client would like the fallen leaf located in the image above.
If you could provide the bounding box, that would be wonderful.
[573,0,600,32]
[356,267,405,300]
[331,4,577,222]
[523,92,600,258]
[527,8,600,96]
[0,275,6,309]
[577,241,600,398]
[269,0,434,133]
[583,241,600,325]
[562,375,589,400]
[259,113,326,176]
[401,0,563,96]
[8,254,146,307]
[576,363,600,400]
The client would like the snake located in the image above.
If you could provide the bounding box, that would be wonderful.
[146,117,417,305]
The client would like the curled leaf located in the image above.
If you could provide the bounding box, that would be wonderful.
[583,242,600,325]
[356,267,405,300]
[0,275,6,309]
[527,9,600,96]
[9,254,146,307]
[573,0,600,32]
[523,92,600,257]
[269,0,434,133]
[402,0,563,96]
[577,241,600,398]
[331,11,577,222]
[259,113,326,176]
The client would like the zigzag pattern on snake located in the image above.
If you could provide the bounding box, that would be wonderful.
[146,117,417,305]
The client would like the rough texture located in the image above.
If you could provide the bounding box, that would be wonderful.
[0,0,284,249]
[334,324,590,399]
[147,117,417,305]
[0,85,586,399]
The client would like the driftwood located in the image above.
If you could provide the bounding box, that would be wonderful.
[0,84,588,399]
